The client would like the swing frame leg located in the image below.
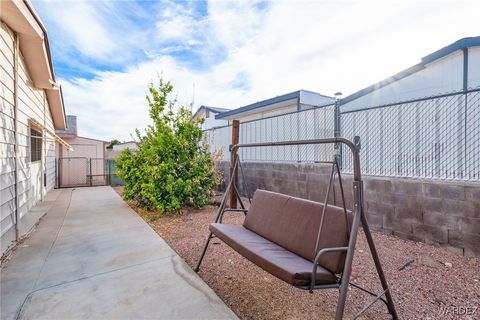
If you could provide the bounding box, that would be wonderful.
[195,195,228,272]
[195,158,240,272]
[335,181,362,320]
[361,212,399,319]
[194,231,213,272]
[334,180,398,320]
[195,199,227,272]
[195,182,246,272]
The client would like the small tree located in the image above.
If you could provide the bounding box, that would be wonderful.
[110,139,121,145]
[107,139,122,150]
[116,77,220,214]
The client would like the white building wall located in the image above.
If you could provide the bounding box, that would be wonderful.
[233,102,298,122]
[468,47,480,89]
[196,108,230,130]
[0,22,57,254]
[299,91,335,107]
[341,50,465,112]
[203,126,232,161]
[339,46,480,180]
[111,142,138,152]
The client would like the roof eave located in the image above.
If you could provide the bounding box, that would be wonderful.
[0,0,66,130]
[215,91,301,120]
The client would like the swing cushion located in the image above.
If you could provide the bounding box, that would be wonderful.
[210,223,337,286]
[244,190,353,273]
[210,190,353,286]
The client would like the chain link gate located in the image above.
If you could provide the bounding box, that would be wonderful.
[89,158,108,186]
[58,157,118,188]
[58,157,89,188]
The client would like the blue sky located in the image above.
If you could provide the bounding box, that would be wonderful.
[32,0,480,141]
[36,1,218,79]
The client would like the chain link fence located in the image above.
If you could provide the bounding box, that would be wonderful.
[203,89,480,181]
[203,105,336,162]
[341,89,480,180]
[57,158,125,187]
[238,104,336,163]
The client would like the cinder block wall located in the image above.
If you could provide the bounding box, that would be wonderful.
[217,161,480,257]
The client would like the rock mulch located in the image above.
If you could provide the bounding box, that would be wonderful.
[115,189,480,319]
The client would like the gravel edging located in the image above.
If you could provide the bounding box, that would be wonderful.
[113,188,480,319]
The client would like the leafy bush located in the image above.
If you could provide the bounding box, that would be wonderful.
[116,78,220,214]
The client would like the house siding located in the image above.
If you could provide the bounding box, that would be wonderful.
[1,22,17,246]
[0,22,57,254]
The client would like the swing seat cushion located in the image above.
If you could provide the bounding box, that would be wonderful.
[209,190,353,287]
[210,223,337,286]
[243,189,353,274]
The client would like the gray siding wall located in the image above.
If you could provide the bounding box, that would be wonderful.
[1,22,57,254]
[217,161,480,257]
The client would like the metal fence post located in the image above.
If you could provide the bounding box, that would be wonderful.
[463,91,468,179]
[89,158,93,186]
[334,92,343,169]
[229,120,240,209]
[108,160,112,186]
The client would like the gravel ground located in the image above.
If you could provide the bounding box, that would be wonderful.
[113,187,480,319]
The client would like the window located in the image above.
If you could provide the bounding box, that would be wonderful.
[30,127,42,162]
[205,109,210,118]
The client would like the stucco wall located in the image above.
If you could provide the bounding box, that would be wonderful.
[217,161,480,257]
[1,22,57,254]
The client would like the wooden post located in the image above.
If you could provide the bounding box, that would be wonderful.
[229,120,240,208]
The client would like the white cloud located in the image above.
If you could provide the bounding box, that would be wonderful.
[56,0,480,141]
[155,1,204,44]
[38,0,117,58]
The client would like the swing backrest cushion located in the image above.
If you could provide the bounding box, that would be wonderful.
[243,189,353,274]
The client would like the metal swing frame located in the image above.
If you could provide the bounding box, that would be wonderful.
[195,136,398,320]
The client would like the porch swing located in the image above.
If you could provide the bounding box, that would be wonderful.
[195,137,398,320]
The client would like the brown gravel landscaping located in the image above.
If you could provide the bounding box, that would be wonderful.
[113,187,480,319]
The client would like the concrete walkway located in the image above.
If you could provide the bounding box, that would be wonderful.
[1,187,237,320]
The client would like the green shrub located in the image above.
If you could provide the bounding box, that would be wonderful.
[116,77,220,214]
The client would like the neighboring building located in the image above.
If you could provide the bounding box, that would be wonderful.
[54,114,77,138]
[56,116,107,187]
[215,90,335,122]
[111,141,138,152]
[56,116,106,159]
[192,106,231,130]
[1,1,69,254]
[105,141,139,159]
[340,37,480,112]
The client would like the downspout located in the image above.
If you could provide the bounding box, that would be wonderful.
[42,91,46,200]
[13,33,20,240]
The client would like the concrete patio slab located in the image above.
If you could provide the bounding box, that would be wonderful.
[1,187,237,320]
